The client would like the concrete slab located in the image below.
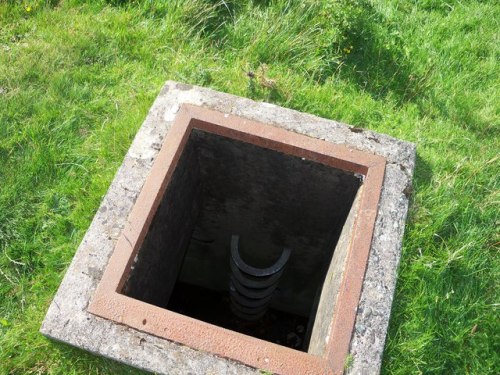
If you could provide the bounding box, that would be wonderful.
[41,81,416,375]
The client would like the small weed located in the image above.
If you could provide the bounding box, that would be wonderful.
[344,354,354,370]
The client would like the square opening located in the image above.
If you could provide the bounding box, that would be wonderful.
[88,104,385,374]
[120,128,361,351]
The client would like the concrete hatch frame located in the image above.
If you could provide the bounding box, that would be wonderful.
[88,104,385,374]
[41,81,416,375]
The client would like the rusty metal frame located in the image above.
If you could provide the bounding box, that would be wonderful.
[88,104,386,375]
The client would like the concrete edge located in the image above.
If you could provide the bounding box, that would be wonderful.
[40,81,416,375]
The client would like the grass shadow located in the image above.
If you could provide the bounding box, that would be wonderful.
[333,6,431,105]
[413,153,433,190]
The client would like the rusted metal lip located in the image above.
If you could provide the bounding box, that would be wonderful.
[88,104,386,375]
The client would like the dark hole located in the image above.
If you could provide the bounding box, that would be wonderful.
[120,127,360,351]
[168,282,308,350]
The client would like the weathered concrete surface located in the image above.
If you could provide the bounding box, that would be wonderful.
[41,81,416,374]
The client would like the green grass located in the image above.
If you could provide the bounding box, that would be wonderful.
[0,0,498,374]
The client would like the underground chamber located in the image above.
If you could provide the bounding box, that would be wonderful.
[120,128,361,352]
